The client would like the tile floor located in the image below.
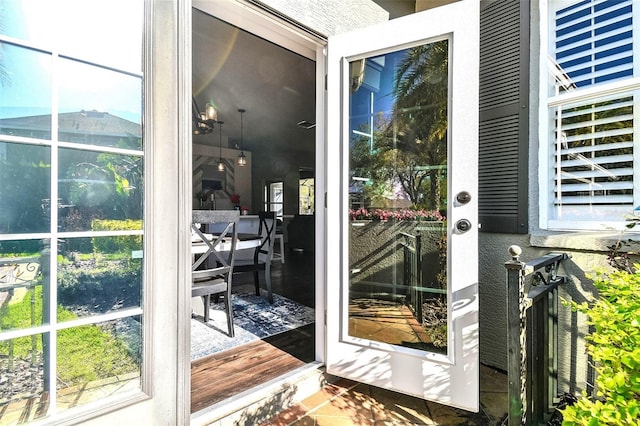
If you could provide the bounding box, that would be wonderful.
[263,365,508,425]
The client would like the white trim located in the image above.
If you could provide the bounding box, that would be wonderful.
[548,77,640,107]
[193,0,324,59]
[315,43,327,363]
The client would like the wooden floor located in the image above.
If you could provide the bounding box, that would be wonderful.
[191,249,315,413]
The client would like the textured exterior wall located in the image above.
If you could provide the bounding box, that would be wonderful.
[258,0,389,37]
[350,221,445,289]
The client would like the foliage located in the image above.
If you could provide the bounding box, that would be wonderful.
[349,40,449,211]
[561,268,640,425]
[58,264,141,312]
[57,148,142,234]
[349,208,445,222]
[1,286,139,387]
[57,323,138,386]
[91,219,143,255]
[0,144,51,234]
[392,40,449,209]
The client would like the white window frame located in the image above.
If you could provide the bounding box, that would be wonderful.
[538,0,640,231]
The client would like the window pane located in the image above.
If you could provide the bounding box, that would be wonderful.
[0,143,51,234]
[0,44,52,135]
[553,0,634,91]
[56,317,141,410]
[549,92,635,223]
[58,59,142,147]
[56,0,143,72]
[348,40,449,355]
[58,148,143,231]
[58,236,142,322]
[0,333,48,423]
[268,182,283,217]
[0,0,55,46]
[299,177,314,215]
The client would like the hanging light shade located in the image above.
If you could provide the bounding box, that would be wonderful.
[238,151,247,166]
[192,96,217,135]
[237,108,247,166]
[217,121,225,172]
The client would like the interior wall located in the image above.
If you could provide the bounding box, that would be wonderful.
[250,146,314,215]
[193,143,252,211]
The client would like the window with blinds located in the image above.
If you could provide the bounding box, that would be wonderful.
[545,0,640,230]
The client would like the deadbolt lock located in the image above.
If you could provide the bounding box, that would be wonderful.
[456,219,472,233]
[456,191,471,205]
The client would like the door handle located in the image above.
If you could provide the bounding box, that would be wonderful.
[456,191,471,205]
[455,219,472,233]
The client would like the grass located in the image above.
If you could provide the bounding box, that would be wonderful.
[1,284,139,388]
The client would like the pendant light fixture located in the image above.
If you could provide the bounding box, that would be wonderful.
[217,121,225,172]
[237,108,247,167]
[192,96,217,135]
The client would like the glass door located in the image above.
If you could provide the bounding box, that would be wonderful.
[326,0,480,412]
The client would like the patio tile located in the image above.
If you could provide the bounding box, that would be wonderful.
[262,403,308,426]
[300,381,354,410]
[313,391,373,419]
[313,414,373,425]
[290,415,317,425]
[367,386,435,425]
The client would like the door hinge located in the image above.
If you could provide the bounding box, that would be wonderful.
[324,309,327,325]
[324,74,327,91]
[324,192,327,208]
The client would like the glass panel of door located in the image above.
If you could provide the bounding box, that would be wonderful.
[348,39,449,355]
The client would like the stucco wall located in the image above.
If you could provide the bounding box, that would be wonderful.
[258,0,389,37]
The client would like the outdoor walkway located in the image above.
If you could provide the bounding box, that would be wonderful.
[263,365,508,425]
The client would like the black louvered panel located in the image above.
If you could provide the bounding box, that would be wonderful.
[480,0,520,111]
[479,116,520,231]
[478,0,529,233]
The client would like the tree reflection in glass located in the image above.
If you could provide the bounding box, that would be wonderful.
[348,39,450,355]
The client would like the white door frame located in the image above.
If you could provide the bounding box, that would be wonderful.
[187,2,328,423]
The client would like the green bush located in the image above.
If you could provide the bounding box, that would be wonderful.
[91,219,142,254]
[561,268,640,425]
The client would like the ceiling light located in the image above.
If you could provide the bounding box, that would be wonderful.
[217,121,225,172]
[237,108,247,167]
[192,96,217,135]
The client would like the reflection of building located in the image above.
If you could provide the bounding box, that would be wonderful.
[0,110,141,148]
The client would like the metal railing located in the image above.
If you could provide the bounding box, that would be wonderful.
[505,246,569,425]
[400,232,422,320]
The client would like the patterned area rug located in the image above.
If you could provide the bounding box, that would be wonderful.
[191,292,315,360]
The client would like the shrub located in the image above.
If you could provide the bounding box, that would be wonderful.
[561,268,640,425]
[349,208,445,222]
[91,219,142,254]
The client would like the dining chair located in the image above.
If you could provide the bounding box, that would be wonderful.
[233,211,276,303]
[271,218,285,264]
[191,210,239,337]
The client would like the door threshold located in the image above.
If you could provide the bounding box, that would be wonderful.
[190,362,325,426]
